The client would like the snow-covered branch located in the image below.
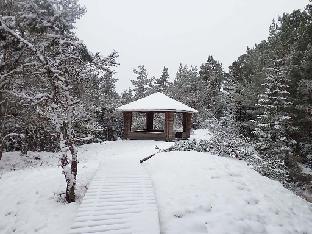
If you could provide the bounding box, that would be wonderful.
[1,133,25,143]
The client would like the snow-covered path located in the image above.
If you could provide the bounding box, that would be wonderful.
[69,141,171,234]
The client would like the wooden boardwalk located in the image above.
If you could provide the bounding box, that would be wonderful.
[69,156,160,234]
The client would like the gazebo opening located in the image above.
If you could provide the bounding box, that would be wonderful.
[131,112,166,133]
[117,92,198,141]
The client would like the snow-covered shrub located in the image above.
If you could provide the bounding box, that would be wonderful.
[169,117,299,185]
[169,139,213,153]
[202,117,256,160]
[170,134,291,185]
[201,118,291,183]
[169,117,256,161]
[170,137,255,162]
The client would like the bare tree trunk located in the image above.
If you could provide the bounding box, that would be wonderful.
[0,142,3,160]
[107,126,114,141]
[60,119,77,203]
[0,126,2,159]
[21,129,28,156]
[67,139,77,202]
[0,91,4,160]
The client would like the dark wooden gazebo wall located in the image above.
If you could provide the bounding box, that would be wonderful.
[122,111,192,141]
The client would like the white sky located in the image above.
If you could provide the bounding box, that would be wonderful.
[75,0,309,93]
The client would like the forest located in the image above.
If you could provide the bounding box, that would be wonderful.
[1,0,312,203]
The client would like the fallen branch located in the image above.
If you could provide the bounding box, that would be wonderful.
[139,146,172,164]
[140,153,157,164]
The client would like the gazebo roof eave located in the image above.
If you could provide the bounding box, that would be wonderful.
[116,108,198,113]
[116,92,198,114]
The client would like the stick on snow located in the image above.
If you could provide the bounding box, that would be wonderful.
[140,146,171,164]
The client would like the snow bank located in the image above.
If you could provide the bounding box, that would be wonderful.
[0,143,108,234]
[145,151,312,234]
[0,167,77,234]
[0,151,58,173]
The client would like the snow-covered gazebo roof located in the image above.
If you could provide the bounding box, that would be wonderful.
[117,92,198,113]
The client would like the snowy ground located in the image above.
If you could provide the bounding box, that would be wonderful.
[144,151,312,234]
[0,143,110,234]
[0,141,168,234]
[0,130,312,234]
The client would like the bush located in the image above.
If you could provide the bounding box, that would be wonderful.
[169,117,294,186]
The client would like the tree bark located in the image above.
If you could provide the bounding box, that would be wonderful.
[21,129,29,156]
[0,143,2,161]
[107,126,114,141]
[67,136,77,203]
[60,121,77,203]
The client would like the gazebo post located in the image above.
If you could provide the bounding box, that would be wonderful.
[165,112,174,141]
[146,112,154,131]
[183,112,192,138]
[123,111,132,139]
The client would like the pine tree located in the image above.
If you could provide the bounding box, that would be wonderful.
[131,65,152,100]
[254,57,292,182]
[154,66,170,93]
[220,73,238,122]
[0,0,118,202]
[171,63,200,108]
[198,56,224,115]
[121,88,133,104]
[96,71,121,141]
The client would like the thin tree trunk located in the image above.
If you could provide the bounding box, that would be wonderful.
[0,142,3,160]
[0,91,3,160]
[107,126,114,141]
[60,120,77,203]
[21,129,28,156]
[67,140,77,202]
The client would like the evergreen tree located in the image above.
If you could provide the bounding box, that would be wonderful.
[227,3,312,189]
[219,73,239,122]
[171,64,200,108]
[154,66,170,93]
[131,65,152,99]
[121,88,133,104]
[96,71,121,141]
[199,56,223,110]
[253,57,292,182]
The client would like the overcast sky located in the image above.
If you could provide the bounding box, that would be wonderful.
[76,0,309,92]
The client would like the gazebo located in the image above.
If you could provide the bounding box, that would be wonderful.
[117,92,198,141]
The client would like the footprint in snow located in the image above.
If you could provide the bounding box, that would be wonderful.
[237,185,251,192]
[228,172,242,177]
[174,213,183,218]
[245,198,259,205]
